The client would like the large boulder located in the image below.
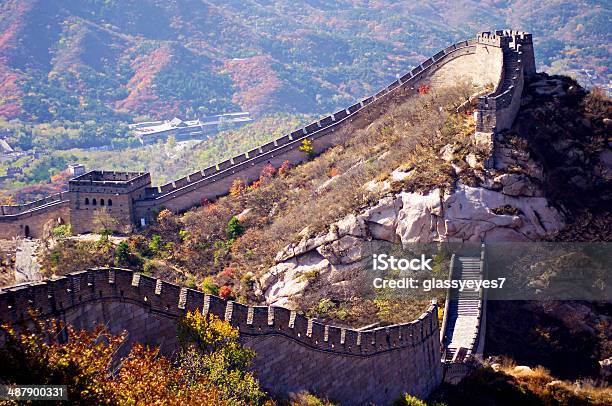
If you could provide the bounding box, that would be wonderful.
[359,195,402,242]
[396,189,444,243]
[443,184,564,242]
[262,250,330,307]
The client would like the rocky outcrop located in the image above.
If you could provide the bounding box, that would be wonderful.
[259,74,612,306]
[260,176,565,305]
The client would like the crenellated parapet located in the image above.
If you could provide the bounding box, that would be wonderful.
[0,30,535,239]
[0,268,439,357]
[131,38,481,218]
[0,268,444,404]
[0,192,69,217]
[475,30,535,135]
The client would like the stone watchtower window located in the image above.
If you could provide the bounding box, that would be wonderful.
[85,198,89,205]
[92,198,97,206]
[100,199,105,206]
[108,199,112,206]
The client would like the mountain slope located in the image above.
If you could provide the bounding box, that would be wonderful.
[0,0,609,128]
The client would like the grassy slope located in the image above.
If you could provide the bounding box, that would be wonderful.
[40,82,478,327]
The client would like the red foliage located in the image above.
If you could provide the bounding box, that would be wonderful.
[114,44,176,117]
[219,285,233,300]
[418,84,430,95]
[0,1,30,119]
[278,160,291,176]
[223,56,283,114]
[260,163,276,178]
[221,267,236,278]
[248,178,262,190]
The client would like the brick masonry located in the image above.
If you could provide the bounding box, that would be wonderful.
[0,268,441,405]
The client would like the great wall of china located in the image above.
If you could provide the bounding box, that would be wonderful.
[0,30,534,404]
[0,268,442,404]
[0,250,487,404]
[0,30,535,239]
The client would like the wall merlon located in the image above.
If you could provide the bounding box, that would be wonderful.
[226,301,248,327]
[183,289,205,313]
[347,102,361,113]
[344,328,359,350]
[327,325,341,345]
[217,160,233,171]
[173,177,190,189]
[309,320,325,342]
[203,294,226,319]
[292,311,309,336]
[136,273,158,302]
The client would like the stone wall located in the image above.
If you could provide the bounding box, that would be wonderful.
[134,31,533,223]
[0,268,442,405]
[475,31,535,134]
[0,31,536,237]
[133,37,496,224]
[0,200,69,238]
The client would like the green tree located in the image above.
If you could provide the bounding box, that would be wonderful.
[115,241,130,265]
[149,234,163,254]
[51,224,72,238]
[226,217,244,242]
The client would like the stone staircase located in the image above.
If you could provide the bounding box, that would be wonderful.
[443,255,483,362]
[500,48,519,91]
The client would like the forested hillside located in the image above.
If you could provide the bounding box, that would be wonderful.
[0,0,609,148]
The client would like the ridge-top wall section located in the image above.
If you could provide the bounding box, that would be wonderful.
[133,37,506,223]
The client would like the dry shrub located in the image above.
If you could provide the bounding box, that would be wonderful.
[583,87,611,118]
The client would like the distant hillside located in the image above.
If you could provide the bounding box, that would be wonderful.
[0,0,609,134]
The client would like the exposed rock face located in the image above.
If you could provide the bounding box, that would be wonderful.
[260,74,611,306]
[260,178,565,305]
[444,185,563,242]
[260,122,569,305]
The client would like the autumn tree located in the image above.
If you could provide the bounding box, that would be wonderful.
[0,317,225,405]
[278,160,291,177]
[176,312,265,405]
[229,178,246,197]
[299,138,314,157]
[157,208,181,234]
[0,193,14,205]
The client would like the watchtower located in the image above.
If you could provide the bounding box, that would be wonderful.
[67,171,151,234]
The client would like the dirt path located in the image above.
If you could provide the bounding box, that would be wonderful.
[15,239,42,283]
